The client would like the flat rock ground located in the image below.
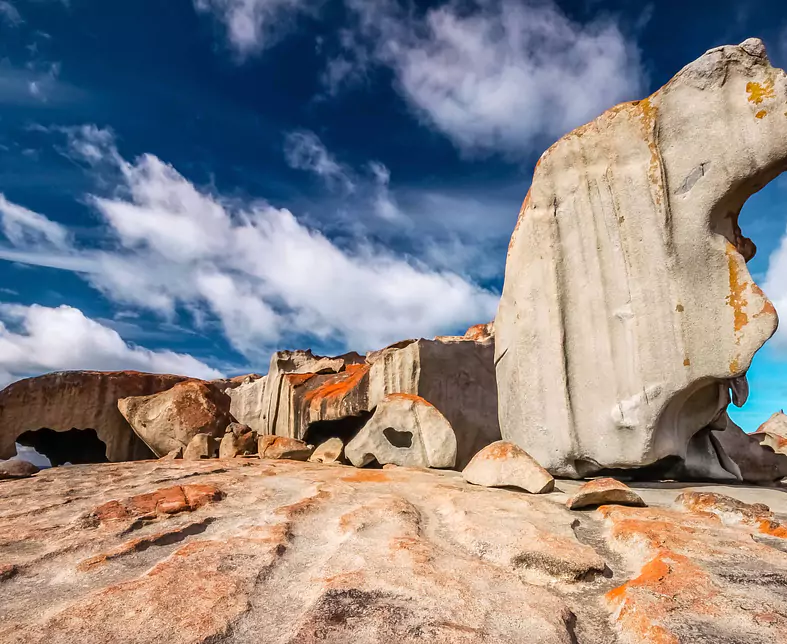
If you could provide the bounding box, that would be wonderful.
[1,460,787,644]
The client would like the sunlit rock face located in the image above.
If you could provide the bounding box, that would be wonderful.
[496,39,784,478]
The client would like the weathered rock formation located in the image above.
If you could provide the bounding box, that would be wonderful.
[754,410,787,454]
[0,371,187,463]
[2,459,787,643]
[236,332,499,470]
[218,423,256,458]
[496,38,785,479]
[367,336,500,468]
[309,437,344,464]
[183,433,218,460]
[462,440,554,493]
[118,380,232,457]
[345,393,457,468]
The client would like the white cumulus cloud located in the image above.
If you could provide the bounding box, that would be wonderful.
[0,128,499,363]
[0,303,222,388]
[329,0,644,157]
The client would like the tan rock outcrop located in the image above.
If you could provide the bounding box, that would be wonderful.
[227,375,267,433]
[308,437,344,464]
[566,478,645,510]
[218,423,256,458]
[754,410,787,455]
[0,371,187,463]
[496,38,784,479]
[345,393,457,468]
[182,433,217,460]
[257,435,313,461]
[0,460,39,480]
[462,440,554,493]
[118,380,232,457]
[2,460,787,643]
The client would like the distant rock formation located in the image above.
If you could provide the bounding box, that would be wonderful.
[118,380,233,457]
[0,371,187,463]
[496,38,786,479]
[754,410,787,454]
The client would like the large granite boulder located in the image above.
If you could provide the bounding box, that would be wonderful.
[2,459,787,643]
[118,380,232,457]
[496,38,785,478]
[0,371,187,463]
[227,376,267,434]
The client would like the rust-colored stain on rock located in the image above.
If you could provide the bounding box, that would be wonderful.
[755,109,768,119]
[340,469,391,483]
[92,484,223,524]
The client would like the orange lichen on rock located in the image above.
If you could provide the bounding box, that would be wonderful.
[677,491,787,540]
[606,549,719,644]
[725,243,749,336]
[91,484,223,524]
[756,109,768,119]
[340,469,390,483]
[286,373,316,387]
[304,363,369,406]
[746,80,775,104]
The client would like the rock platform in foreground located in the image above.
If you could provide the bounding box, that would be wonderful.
[1,461,787,643]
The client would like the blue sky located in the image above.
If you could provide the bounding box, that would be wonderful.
[0,0,784,430]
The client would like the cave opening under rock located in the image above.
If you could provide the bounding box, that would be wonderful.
[15,428,109,467]
[303,411,374,447]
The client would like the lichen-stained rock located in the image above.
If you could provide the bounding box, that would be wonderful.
[496,38,785,479]
[462,441,554,493]
[2,460,787,643]
[754,410,787,455]
[676,490,787,537]
[258,435,313,461]
[566,478,645,510]
[0,371,187,463]
[118,380,232,457]
[462,321,494,344]
[345,394,457,469]
[367,337,500,469]
[600,493,787,644]
[0,460,39,480]
[259,350,364,437]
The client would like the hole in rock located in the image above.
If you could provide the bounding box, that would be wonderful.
[303,411,374,446]
[382,427,413,449]
[15,428,109,467]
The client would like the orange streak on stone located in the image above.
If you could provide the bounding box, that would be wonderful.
[386,392,433,406]
[755,110,767,119]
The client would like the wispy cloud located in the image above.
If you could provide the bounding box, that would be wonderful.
[194,0,320,57]
[0,127,499,362]
[0,1,22,26]
[0,303,222,388]
[327,0,644,157]
[284,130,355,192]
